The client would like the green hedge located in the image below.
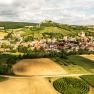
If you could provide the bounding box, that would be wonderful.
[0,54,17,75]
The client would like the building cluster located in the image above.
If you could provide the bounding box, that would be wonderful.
[0,31,94,53]
[58,36,94,52]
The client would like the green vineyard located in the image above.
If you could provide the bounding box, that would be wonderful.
[53,77,89,94]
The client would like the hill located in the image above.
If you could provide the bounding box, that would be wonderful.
[0,21,37,29]
[0,20,94,36]
[29,20,94,36]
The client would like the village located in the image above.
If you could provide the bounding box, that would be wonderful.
[0,28,94,54]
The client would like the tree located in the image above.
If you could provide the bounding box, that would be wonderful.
[1,43,10,52]
[23,35,34,42]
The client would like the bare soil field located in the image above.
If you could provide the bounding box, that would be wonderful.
[81,55,94,61]
[0,77,59,94]
[13,58,67,76]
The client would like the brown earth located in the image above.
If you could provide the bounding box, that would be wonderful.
[13,58,67,76]
[0,77,59,94]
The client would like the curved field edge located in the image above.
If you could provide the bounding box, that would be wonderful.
[53,77,89,94]
[80,75,94,88]
[0,76,8,82]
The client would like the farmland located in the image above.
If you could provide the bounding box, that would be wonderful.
[80,75,94,94]
[53,77,89,94]
[0,77,59,94]
[0,58,67,94]
[0,57,94,94]
[80,75,94,88]
[81,55,94,61]
[13,58,67,76]
[68,56,94,73]
[52,55,94,74]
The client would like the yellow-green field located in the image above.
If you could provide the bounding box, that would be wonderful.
[52,55,94,74]
[81,55,94,61]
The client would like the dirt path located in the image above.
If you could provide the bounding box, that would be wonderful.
[0,77,59,94]
[1,73,94,78]
[13,58,67,76]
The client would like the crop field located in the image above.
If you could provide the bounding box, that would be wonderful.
[80,75,94,88]
[0,77,59,94]
[80,75,94,94]
[53,77,89,94]
[13,58,67,76]
[81,55,94,61]
[52,55,94,74]
[68,56,94,73]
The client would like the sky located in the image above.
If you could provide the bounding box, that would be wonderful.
[0,0,94,25]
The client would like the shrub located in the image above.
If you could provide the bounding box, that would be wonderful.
[6,58,17,65]
[0,65,8,74]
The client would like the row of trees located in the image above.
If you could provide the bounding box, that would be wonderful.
[68,49,94,55]
[0,54,17,75]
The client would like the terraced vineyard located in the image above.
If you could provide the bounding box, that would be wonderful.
[53,77,89,94]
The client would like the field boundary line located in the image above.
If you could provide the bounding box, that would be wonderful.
[0,73,94,78]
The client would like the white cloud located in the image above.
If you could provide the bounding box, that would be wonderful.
[0,0,94,25]
[0,0,14,4]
